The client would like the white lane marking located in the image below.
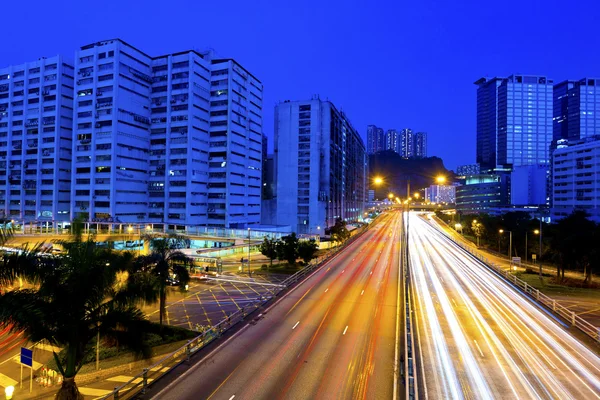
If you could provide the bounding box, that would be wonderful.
[292,321,300,329]
[229,396,236,400]
[361,290,364,295]
[451,298,457,307]
[342,270,345,274]
[343,326,349,335]
[474,340,484,357]
[325,288,329,293]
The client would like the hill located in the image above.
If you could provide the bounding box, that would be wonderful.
[368,150,452,199]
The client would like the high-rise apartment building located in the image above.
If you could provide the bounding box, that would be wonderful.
[414,131,427,158]
[70,39,262,228]
[475,75,553,170]
[275,98,367,234]
[0,56,74,224]
[366,124,384,154]
[385,129,399,153]
[400,128,413,158]
[456,163,480,176]
[553,78,600,144]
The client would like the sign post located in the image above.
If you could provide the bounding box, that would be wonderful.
[20,347,33,393]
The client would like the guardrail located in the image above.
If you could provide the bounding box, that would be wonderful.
[402,211,418,400]
[99,218,375,399]
[430,217,600,344]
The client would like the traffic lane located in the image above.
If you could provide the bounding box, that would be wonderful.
[411,215,600,399]
[285,214,400,400]
[152,212,397,400]
[210,212,398,400]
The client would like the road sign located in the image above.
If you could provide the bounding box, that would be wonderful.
[20,347,32,367]
[532,254,537,260]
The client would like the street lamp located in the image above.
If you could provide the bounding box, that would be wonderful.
[499,229,512,259]
[436,175,446,184]
[388,193,394,199]
[455,223,462,233]
[414,192,420,199]
[373,176,383,186]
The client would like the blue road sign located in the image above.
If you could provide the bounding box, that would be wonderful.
[20,347,33,367]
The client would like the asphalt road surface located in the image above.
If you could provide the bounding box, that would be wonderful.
[149,211,402,400]
[409,213,600,399]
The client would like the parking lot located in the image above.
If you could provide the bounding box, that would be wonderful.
[142,274,288,331]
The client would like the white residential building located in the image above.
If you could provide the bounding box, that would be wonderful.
[70,39,262,228]
[274,98,367,234]
[0,56,74,224]
[552,136,600,222]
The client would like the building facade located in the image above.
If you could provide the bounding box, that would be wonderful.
[551,136,600,222]
[0,56,74,224]
[69,39,262,228]
[424,184,455,204]
[456,163,480,176]
[400,128,413,158]
[510,164,548,206]
[366,124,384,154]
[475,75,553,170]
[274,98,367,234]
[456,174,509,214]
[385,129,399,153]
[414,131,427,158]
[553,78,600,144]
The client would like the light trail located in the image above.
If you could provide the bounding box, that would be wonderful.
[409,213,600,399]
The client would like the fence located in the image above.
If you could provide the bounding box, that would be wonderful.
[430,217,600,344]
[98,218,374,399]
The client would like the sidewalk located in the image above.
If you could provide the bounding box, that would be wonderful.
[431,216,600,328]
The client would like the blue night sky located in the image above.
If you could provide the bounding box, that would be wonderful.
[2,0,598,170]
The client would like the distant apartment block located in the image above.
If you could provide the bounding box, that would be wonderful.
[400,128,413,158]
[414,131,427,158]
[0,56,74,224]
[70,39,262,228]
[275,98,367,234]
[366,124,385,154]
[385,129,399,153]
[551,136,600,222]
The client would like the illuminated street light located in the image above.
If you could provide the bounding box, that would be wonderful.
[127,226,133,233]
[534,229,540,235]
[436,175,446,184]
[373,177,383,185]
[414,192,420,199]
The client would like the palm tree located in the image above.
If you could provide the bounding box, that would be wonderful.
[129,234,192,326]
[0,222,154,400]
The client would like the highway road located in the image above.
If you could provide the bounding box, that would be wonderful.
[149,211,402,400]
[408,213,600,399]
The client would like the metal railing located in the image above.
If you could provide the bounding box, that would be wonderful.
[99,219,375,399]
[402,211,418,400]
[430,217,600,344]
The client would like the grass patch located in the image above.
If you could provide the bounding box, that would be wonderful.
[46,324,196,372]
[516,271,600,300]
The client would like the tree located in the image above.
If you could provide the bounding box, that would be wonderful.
[471,219,485,247]
[259,237,278,268]
[278,233,299,265]
[298,239,319,264]
[129,234,192,325]
[330,218,350,244]
[0,222,153,400]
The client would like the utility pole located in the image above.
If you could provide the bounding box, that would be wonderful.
[247,228,251,278]
[509,231,512,259]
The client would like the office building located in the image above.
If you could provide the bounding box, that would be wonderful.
[553,78,600,144]
[414,131,427,158]
[510,164,548,206]
[400,128,413,158]
[456,173,509,214]
[367,124,385,154]
[70,39,262,228]
[0,56,74,224]
[385,129,399,153]
[475,75,553,170]
[456,163,480,176]
[551,136,600,222]
[424,184,455,204]
[274,98,367,234]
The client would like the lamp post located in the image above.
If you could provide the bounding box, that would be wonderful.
[499,229,512,259]
[247,227,251,278]
[534,229,542,277]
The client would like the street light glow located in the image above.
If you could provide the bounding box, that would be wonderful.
[373,177,383,185]
[499,229,504,234]
[127,226,133,233]
[414,192,420,199]
[534,229,540,234]
[388,193,394,199]
[436,175,446,184]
